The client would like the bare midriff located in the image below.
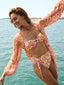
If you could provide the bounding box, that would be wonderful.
[26,41,48,58]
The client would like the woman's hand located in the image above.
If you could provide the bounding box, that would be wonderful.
[0,72,6,85]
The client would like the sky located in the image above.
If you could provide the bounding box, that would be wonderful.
[0,0,64,18]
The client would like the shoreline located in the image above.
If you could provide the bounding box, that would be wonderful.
[0,17,64,20]
[31,17,64,19]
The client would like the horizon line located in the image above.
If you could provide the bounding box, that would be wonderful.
[0,17,64,19]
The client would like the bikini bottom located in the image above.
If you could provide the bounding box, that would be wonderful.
[30,51,51,69]
[30,51,58,79]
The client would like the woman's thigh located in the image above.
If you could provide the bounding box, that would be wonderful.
[33,59,59,85]
[49,57,58,80]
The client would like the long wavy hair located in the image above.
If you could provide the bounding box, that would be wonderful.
[9,7,32,24]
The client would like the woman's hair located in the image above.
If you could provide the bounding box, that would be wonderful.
[9,7,32,24]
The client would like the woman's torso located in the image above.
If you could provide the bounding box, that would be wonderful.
[18,26,48,58]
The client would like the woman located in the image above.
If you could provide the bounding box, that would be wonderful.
[0,0,64,85]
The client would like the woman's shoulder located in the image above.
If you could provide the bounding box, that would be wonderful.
[14,31,23,42]
[14,31,21,41]
[33,18,44,26]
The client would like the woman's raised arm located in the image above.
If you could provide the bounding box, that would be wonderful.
[37,0,64,29]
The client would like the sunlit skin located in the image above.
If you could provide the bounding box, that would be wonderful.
[10,13,29,29]
[9,14,58,85]
[0,14,58,85]
[10,13,48,57]
[0,0,64,85]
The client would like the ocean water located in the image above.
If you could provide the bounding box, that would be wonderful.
[0,18,64,85]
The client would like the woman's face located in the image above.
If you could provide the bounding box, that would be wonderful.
[10,13,25,28]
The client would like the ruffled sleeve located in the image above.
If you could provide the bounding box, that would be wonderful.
[37,0,64,29]
[4,34,22,76]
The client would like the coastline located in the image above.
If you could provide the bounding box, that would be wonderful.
[0,17,64,20]
[31,17,64,20]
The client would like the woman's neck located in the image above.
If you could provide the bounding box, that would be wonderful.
[20,23,33,31]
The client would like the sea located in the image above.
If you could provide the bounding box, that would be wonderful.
[0,18,64,85]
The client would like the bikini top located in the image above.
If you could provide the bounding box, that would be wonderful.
[22,33,44,51]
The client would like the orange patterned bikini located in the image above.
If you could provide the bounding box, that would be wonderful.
[22,32,51,69]
[24,33,44,51]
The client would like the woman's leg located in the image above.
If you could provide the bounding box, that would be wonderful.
[33,59,59,85]
[49,57,58,80]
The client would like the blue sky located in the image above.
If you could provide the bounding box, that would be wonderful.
[0,0,64,18]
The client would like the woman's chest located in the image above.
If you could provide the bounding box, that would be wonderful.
[22,27,41,40]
